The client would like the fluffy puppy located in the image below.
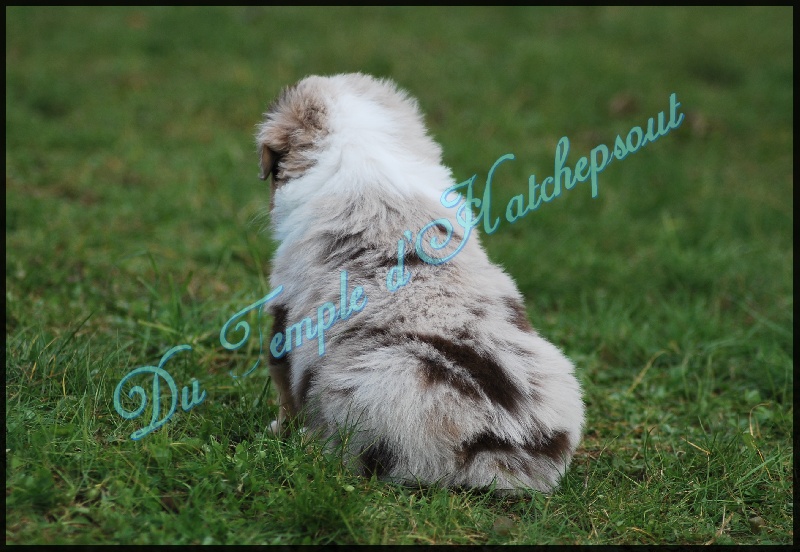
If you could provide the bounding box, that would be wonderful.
[256,73,583,493]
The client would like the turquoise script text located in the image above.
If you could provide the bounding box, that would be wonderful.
[113,345,207,440]
[220,270,367,379]
[113,92,684,439]
[424,92,685,245]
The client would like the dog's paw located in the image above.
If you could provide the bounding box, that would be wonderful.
[269,419,281,435]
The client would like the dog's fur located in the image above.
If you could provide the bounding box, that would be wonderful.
[256,73,583,493]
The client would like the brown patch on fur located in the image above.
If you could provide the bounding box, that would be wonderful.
[415,334,524,414]
[503,297,534,333]
[403,247,425,267]
[331,386,356,399]
[414,223,463,264]
[361,438,397,478]
[323,231,369,266]
[377,244,425,270]
[268,306,298,424]
[457,431,516,468]
[269,306,289,350]
[416,351,482,401]
[297,366,318,407]
[335,326,523,412]
[468,306,487,319]
[523,431,571,463]
[459,432,565,480]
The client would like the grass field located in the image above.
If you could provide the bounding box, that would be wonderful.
[5,6,793,545]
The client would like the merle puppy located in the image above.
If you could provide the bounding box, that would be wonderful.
[256,73,583,493]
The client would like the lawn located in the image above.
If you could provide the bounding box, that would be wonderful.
[5,6,793,545]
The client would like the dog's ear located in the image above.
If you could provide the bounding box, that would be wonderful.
[259,144,277,181]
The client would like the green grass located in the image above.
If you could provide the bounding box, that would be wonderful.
[5,6,793,545]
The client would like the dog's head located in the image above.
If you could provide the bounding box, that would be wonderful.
[256,73,443,212]
[256,77,329,210]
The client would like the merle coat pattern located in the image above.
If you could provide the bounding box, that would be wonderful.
[256,73,584,493]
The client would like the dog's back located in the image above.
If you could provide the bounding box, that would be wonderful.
[258,73,584,493]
